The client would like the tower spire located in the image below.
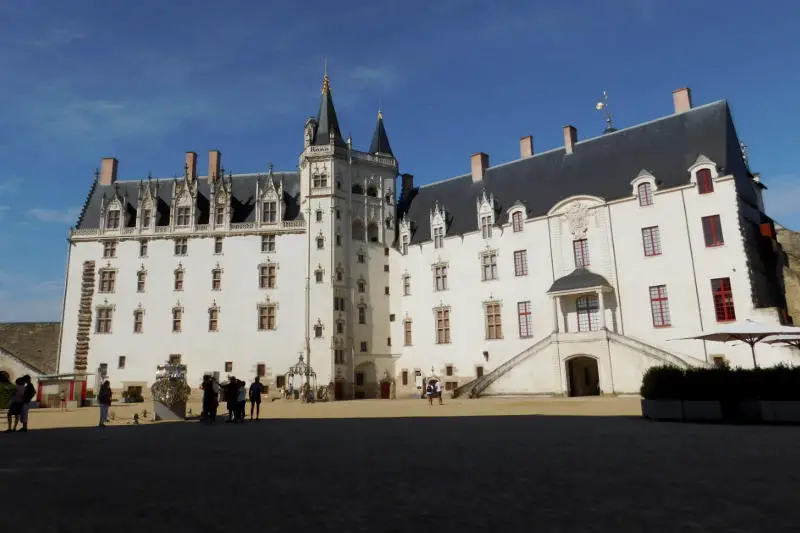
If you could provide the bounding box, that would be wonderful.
[369,106,393,157]
[312,64,345,147]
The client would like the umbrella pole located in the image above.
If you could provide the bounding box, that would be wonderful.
[750,342,758,368]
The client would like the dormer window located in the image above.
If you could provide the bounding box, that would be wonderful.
[637,182,653,206]
[357,279,366,293]
[214,205,225,225]
[511,211,524,232]
[697,169,714,194]
[401,235,409,255]
[433,227,444,249]
[481,216,492,239]
[141,209,152,228]
[262,201,277,223]
[106,209,120,229]
[176,206,191,227]
[366,186,378,197]
[313,173,327,188]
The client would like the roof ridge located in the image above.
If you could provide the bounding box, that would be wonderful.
[107,171,300,184]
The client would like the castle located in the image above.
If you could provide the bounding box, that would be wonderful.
[56,75,796,399]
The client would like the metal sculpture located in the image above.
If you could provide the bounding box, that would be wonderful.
[150,361,191,407]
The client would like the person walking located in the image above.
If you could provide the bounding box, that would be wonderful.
[5,378,25,432]
[249,377,264,421]
[435,379,444,405]
[97,381,112,427]
[426,381,435,406]
[18,375,36,432]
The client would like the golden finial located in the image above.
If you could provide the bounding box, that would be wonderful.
[321,56,329,94]
[377,96,382,119]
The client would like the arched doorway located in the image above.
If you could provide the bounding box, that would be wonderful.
[334,379,345,400]
[354,361,378,399]
[566,356,600,397]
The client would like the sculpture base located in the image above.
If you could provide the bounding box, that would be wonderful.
[154,401,187,422]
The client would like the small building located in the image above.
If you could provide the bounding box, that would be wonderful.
[0,322,61,405]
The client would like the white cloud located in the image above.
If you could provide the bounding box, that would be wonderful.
[27,207,80,224]
[349,65,404,89]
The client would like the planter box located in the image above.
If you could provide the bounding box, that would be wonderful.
[730,400,763,423]
[641,399,683,421]
[760,401,800,423]
[682,401,722,422]
[154,401,186,422]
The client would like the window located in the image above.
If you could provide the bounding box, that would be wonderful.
[118,356,126,369]
[485,302,502,340]
[712,356,727,368]
[390,314,395,321]
[142,209,152,227]
[336,234,342,246]
[215,205,225,225]
[334,350,345,364]
[358,306,366,325]
[481,252,498,281]
[106,209,120,229]
[313,173,327,188]
[697,168,714,194]
[387,337,392,346]
[360,341,368,353]
[103,241,116,258]
[576,295,600,332]
[336,209,341,219]
[573,239,589,268]
[352,220,365,241]
[402,370,409,386]
[357,279,366,293]
[649,285,671,328]
[136,271,146,293]
[384,286,390,295]
[133,310,143,333]
[367,186,378,198]
[139,240,148,257]
[261,235,276,253]
[637,182,653,206]
[225,362,233,373]
[259,264,277,289]
[481,215,492,238]
[214,237,223,254]
[316,236,324,249]
[98,269,116,293]
[315,269,324,283]
[176,206,191,226]
[168,354,182,365]
[641,226,662,256]
[315,210,323,222]
[445,365,453,376]
[702,215,724,247]
[262,201,277,223]
[208,308,219,332]
[476,366,484,378]
[174,238,188,256]
[435,308,451,344]
[433,227,444,249]
[513,250,528,276]
[357,252,365,263]
[352,184,364,195]
[95,307,113,333]
[258,305,277,331]
[211,269,222,290]
[404,320,412,346]
[368,223,379,243]
[172,308,183,332]
[711,277,735,322]
[517,301,532,338]
[99,363,108,377]
[434,264,448,291]
[336,269,343,282]
[174,270,184,291]
[276,375,286,389]
[384,265,389,273]
[333,296,345,311]
[314,324,323,338]
[401,235,409,255]
[257,364,266,377]
[336,320,344,334]
[512,211,524,232]
[402,275,411,296]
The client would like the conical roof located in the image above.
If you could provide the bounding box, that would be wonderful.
[369,110,393,156]
[313,74,346,148]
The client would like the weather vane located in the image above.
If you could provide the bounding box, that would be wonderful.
[595,91,616,133]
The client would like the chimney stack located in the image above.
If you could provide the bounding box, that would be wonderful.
[185,151,198,181]
[563,126,577,155]
[672,87,692,114]
[520,136,534,158]
[401,173,414,198]
[208,150,222,181]
[471,152,489,183]
[100,158,118,185]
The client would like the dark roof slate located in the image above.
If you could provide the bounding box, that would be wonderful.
[547,268,611,294]
[0,322,61,374]
[403,100,749,244]
[313,75,346,148]
[369,112,393,156]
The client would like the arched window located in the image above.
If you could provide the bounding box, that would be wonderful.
[352,184,364,195]
[367,222,379,242]
[637,182,653,206]
[352,220,365,241]
[697,169,714,194]
[366,186,378,197]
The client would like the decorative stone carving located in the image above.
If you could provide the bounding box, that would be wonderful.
[565,201,589,238]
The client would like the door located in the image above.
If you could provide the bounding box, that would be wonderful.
[334,380,344,400]
[380,381,391,399]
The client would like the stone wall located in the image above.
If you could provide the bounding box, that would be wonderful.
[777,229,800,323]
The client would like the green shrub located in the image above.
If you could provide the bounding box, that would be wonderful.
[640,365,685,399]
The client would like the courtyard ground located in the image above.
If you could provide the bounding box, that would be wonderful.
[3,397,799,532]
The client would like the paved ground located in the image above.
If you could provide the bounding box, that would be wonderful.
[3,398,799,532]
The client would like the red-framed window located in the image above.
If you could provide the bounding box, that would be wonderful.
[576,295,599,332]
[702,215,724,247]
[697,169,714,194]
[573,239,589,268]
[649,285,671,327]
[517,301,532,338]
[513,250,528,276]
[637,182,653,206]
[641,226,662,256]
[711,277,736,322]
[512,211,524,232]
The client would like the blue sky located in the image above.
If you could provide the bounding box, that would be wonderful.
[0,0,798,321]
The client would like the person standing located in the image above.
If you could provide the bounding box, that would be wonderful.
[237,380,247,422]
[225,377,238,422]
[5,378,25,432]
[435,379,444,405]
[426,381,435,406]
[201,375,216,423]
[19,375,36,432]
[249,377,264,421]
[97,381,112,427]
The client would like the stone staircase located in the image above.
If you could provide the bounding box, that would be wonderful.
[73,261,96,373]
[606,330,707,368]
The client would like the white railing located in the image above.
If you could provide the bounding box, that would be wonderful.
[196,224,209,232]
[352,152,396,167]
[70,220,307,241]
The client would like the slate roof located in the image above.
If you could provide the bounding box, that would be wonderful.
[547,268,612,294]
[0,322,61,374]
[369,112,393,156]
[76,172,301,230]
[312,74,346,148]
[403,100,753,244]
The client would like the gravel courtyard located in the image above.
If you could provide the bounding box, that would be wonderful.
[3,401,799,532]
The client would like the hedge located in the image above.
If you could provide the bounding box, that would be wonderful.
[641,364,800,401]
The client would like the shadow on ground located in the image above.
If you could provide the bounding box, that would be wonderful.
[3,415,799,532]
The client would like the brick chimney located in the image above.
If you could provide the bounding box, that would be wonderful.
[471,152,489,183]
[208,150,222,181]
[673,87,692,114]
[185,151,198,181]
[520,136,534,158]
[100,158,118,185]
[401,173,414,197]
[563,126,577,155]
